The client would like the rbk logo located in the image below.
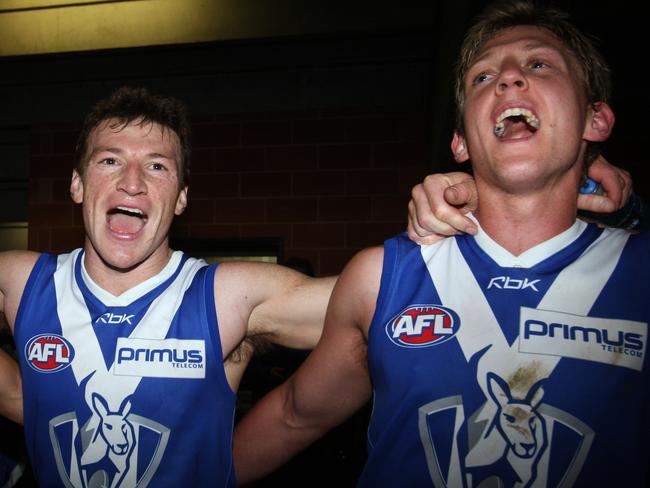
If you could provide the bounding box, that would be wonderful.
[487,276,540,292]
[96,312,135,325]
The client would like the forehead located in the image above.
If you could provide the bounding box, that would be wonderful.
[473,25,572,64]
[87,118,181,156]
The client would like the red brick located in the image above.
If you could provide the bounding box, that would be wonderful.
[319,249,357,276]
[319,197,371,221]
[50,227,85,253]
[191,148,215,174]
[53,130,79,155]
[346,170,399,195]
[176,200,214,223]
[397,113,430,142]
[192,122,241,148]
[319,144,371,169]
[346,222,405,248]
[73,205,84,227]
[30,131,52,156]
[372,195,409,223]
[186,224,240,239]
[28,229,51,252]
[189,173,239,198]
[293,119,345,144]
[293,223,345,248]
[266,146,318,170]
[29,179,54,204]
[280,250,319,275]
[240,223,292,244]
[242,121,291,146]
[51,179,73,203]
[373,141,430,168]
[346,117,400,142]
[293,171,345,196]
[267,198,317,222]
[214,198,267,223]
[28,203,75,227]
[215,148,265,172]
[241,173,291,197]
[31,156,75,178]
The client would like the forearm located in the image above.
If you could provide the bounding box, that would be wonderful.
[0,347,22,424]
[233,383,329,484]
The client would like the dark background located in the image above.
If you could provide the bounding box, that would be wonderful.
[0,1,646,486]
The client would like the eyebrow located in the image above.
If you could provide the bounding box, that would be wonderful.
[89,147,175,160]
[473,41,564,66]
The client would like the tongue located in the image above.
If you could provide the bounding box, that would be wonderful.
[108,213,144,234]
[502,119,534,140]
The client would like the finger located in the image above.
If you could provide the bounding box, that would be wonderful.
[444,180,479,211]
[577,193,617,213]
[408,197,461,237]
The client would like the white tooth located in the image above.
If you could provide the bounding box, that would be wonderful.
[117,206,143,215]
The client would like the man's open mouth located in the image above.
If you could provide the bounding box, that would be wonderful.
[494,107,540,139]
[107,206,147,235]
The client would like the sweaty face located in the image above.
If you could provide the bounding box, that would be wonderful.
[70,119,188,273]
[453,26,592,193]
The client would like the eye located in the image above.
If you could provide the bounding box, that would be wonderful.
[529,60,548,70]
[504,413,516,423]
[100,157,117,165]
[473,72,492,85]
[150,162,167,171]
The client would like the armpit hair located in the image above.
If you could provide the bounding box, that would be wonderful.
[228,331,276,364]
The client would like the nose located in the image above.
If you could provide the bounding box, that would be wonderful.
[117,163,147,196]
[496,61,528,94]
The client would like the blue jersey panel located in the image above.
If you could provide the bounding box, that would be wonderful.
[360,227,649,488]
[14,250,236,488]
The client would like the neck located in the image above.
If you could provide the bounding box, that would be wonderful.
[82,243,174,296]
[473,186,578,256]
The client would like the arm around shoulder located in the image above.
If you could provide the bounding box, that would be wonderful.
[233,246,383,484]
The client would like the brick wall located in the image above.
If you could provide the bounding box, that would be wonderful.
[28,106,431,276]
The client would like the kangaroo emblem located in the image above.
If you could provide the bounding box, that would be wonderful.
[486,372,548,487]
[81,393,136,488]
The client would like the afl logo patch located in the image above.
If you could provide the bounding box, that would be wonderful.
[386,304,460,348]
[24,334,75,373]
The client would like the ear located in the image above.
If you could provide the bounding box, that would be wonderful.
[175,186,188,216]
[451,132,470,163]
[70,169,84,204]
[583,102,615,142]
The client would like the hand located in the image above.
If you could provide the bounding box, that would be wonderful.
[408,171,478,244]
[578,155,632,213]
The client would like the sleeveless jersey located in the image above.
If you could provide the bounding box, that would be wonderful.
[361,222,649,487]
[14,249,236,487]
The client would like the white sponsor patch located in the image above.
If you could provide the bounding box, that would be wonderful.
[114,338,206,379]
[519,307,647,371]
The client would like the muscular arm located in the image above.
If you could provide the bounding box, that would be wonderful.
[0,250,40,424]
[215,262,336,357]
[233,247,382,484]
[0,347,22,424]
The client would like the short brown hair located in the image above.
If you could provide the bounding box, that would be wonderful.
[74,86,192,187]
[454,0,611,163]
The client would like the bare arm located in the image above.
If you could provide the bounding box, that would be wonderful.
[215,262,337,360]
[233,247,382,484]
[0,250,40,424]
[0,347,22,424]
[407,156,634,243]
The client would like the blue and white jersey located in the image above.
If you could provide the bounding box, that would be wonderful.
[14,249,236,487]
[361,221,649,487]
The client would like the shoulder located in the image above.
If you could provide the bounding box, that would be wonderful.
[0,250,41,290]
